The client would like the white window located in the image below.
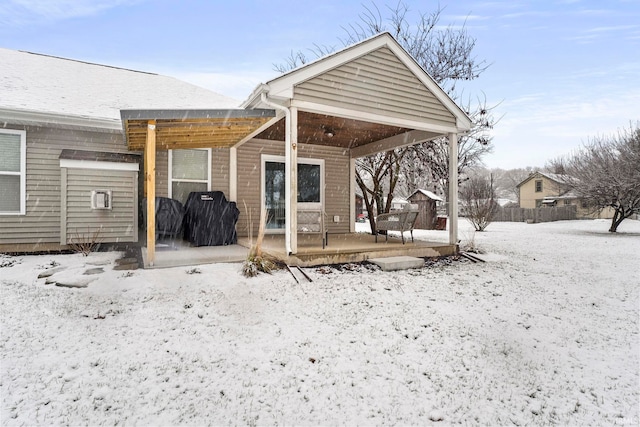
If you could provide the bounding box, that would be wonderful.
[0,129,26,215]
[169,148,211,204]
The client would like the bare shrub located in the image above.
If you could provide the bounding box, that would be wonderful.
[68,227,103,256]
[461,176,498,231]
[242,209,280,277]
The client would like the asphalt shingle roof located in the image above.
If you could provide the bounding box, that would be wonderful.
[0,48,239,123]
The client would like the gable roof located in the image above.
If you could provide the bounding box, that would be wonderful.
[242,32,471,133]
[516,171,573,188]
[0,48,239,130]
[408,189,443,202]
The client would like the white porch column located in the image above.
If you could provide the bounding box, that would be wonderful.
[349,156,356,233]
[288,106,298,254]
[229,147,237,202]
[448,132,458,246]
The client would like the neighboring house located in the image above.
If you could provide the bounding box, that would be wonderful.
[1,32,472,266]
[516,171,613,219]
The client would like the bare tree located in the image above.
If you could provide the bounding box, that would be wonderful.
[340,3,488,94]
[562,122,640,232]
[355,149,407,234]
[404,100,495,207]
[501,167,536,203]
[460,175,498,231]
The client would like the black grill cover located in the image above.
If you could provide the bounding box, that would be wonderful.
[183,191,239,246]
[142,197,185,239]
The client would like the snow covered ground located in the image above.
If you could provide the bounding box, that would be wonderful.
[1,219,638,426]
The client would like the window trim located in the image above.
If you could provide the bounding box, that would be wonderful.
[168,148,212,199]
[535,180,543,193]
[0,129,26,215]
[261,154,324,233]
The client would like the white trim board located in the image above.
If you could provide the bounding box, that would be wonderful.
[59,159,139,171]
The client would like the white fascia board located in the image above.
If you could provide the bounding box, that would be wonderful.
[240,84,271,109]
[291,100,459,134]
[60,159,139,171]
[0,107,122,132]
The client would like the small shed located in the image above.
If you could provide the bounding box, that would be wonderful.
[408,189,443,230]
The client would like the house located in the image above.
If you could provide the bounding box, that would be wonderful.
[516,171,613,219]
[0,47,237,254]
[1,32,472,267]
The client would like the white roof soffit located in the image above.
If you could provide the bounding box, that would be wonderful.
[243,32,472,132]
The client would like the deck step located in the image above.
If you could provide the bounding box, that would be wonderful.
[368,256,424,271]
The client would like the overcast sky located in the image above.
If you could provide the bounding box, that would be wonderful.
[1,0,639,169]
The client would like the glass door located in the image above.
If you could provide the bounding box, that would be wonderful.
[263,156,324,232]
[264,161,286,229]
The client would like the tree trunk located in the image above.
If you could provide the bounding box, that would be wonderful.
[608,206,628,232]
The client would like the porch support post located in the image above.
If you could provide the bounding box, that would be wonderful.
[229,147,237,201]
[448,132,458,246]
[145,120,157,266]
[287,106,298,254]
[349,156,356,233]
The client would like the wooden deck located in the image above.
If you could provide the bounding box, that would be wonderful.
[239,232,457,267]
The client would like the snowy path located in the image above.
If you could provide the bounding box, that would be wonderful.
[1,219,638,425]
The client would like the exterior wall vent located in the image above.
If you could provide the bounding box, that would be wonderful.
[91,190,112,210]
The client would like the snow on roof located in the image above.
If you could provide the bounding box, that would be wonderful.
[495,198,516,207]
[0,48,240,125]
[409,189,443,202]
[516,171,574,187]
[538,171,571,183]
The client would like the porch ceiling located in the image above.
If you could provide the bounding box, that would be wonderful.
[121,108,427,152]
[255,111,412,149]
[121,109,277,151]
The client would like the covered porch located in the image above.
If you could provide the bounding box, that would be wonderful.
[120,33,471,269]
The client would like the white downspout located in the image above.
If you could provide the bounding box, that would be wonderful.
[260,92,293,255]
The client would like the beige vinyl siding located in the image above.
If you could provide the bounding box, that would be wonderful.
[236,139,283,237]
[64,168,137,243]
[211,147,230,195]
[236,139,350,238]
[0,125,131,250]
[294,47,456,128]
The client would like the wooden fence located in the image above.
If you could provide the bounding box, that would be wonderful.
[492,205,577,223]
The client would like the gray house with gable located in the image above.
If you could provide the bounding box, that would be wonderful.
[1,33,470,267]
